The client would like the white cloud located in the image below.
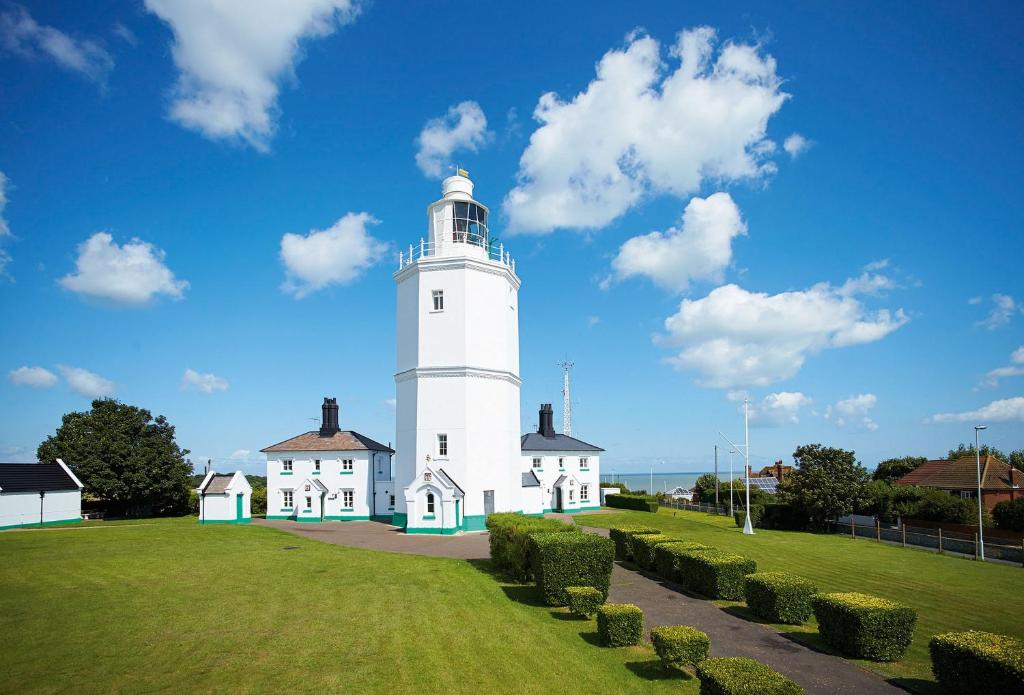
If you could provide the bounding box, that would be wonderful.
[280,212,388,298]
[60,232,188,305]
[182,368,229,394]
[0,5,113,84]
[112,22,137,46]
[608,192,746,293]
[981,346,1024,387]
[976,294,1022,330]
[415,101,491,177]
[229,448,251,460]
[9,366,58,388]
[58,365,114,398]
[783,133,811,158]
[0,171,10,275]
[144,0,359,151]
[658,273,908,388]
[827,393,879,431]
[384,398,396,408]
[748,391,811,427]
[930,397,1024,424]
[967,296,982,305]
[588,315,601,327]
[503,27,789,234]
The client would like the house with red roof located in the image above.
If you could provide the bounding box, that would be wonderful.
[895,455,1023,511]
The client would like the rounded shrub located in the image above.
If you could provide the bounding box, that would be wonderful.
[811,592,917,662]
[596,603,644,647]
[608,526,659,561]
[650,625,710,672]
[565,586,604,618]
[696,657,804,695]
[743,571,817,625]
[929,630,1024,693]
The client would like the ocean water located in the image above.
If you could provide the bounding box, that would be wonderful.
[599,472,718,494]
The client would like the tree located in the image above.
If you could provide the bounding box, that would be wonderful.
[992,498,1024,531]
[947,443,1007,462]
[251,487,267,516]
[780,444,870,530]
[872,456,927,483]
[1010,450,1024,473]
[693,473,719,502]
[37,399,193,517]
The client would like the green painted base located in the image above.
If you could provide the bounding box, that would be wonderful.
[294,517,323,523]
[0,517,82,530]
[405,526,460,535]
[323,515,370,521]
[391,512,407,529]
[462,514,487,532]
[370,515,393,523]
[265,515,294,520]
[198,518,252,525]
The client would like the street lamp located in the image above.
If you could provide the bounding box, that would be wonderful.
[719,397,754,535]
[975,425,987,561]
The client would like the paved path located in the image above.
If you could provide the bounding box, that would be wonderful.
[256,518,902,694]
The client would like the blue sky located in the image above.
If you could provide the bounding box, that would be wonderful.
[1,1,1022,475]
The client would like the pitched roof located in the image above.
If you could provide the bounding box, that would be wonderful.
[553,474,567,486]
[520,433,603,452]
[0,463,81,493]
[261,430,394,453]
[896,456,1024,491]
[522,471,541,487]
[436,468,465,496]
[200,474,234,494]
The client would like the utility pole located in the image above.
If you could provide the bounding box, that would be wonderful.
[559,360,574,436]
[975,425,988,561]
[719,396,754,535]
[714,445,719,507]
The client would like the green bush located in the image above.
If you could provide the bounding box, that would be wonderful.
[486,513,578,582]
[696,657,804,695]
[608,526,659,561]
[654,541,711,582]
[929,630,1024,693]
[528,531,614,606]
[760,503,809,531]
[251,487,267,515]
[743,572,817,624]
[605,493,659,513]
[733,504,764,528]
[678,549,756,600]
[651,625,710,671]
[811,592,917,661]
[631,533,681,569]
[566,586,604,618]
[992,498,1024,531]
[597,603,644,646]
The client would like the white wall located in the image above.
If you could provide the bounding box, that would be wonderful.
[199,493,235,522]
[266,450,378,520]
[521,452,601,512]
[0,489,81,528]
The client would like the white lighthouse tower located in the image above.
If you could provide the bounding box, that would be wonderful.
[392,172,522,534]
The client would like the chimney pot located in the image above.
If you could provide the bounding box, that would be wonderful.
[538,403,556,438]
[320,397,340,436]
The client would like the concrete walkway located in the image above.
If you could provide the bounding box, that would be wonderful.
[255,518,902,694]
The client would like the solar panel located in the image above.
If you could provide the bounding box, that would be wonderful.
[741,476,779,494]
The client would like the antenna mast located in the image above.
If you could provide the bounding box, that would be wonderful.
[559,360,574,436]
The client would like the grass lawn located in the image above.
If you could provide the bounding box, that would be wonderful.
[0,518,693,694]
[580,507,1024,691]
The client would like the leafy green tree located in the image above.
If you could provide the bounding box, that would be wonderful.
[992,498,1024,531]
[693,473,719,501]
[1010,450,1024,473]
[872,456,927,483]
[947,443,1007,462]
[913,488,990,526]
[251,487,267,516]
[780,444,870,530]
[37,399,193,517]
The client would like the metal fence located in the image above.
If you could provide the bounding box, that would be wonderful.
[658,498,731,516]
[832,519,1024,566]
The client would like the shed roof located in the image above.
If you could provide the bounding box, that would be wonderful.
[0,463,81,493]
[261,430,394,453]
[520,433,603,452]
[521,471,541,487]
[895,456,1023,491]
[200,474,235,494]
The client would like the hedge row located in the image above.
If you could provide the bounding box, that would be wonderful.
[744,571,818,625]
[732,503,809,531]
[632,533,681,570]
[528,531,615,606]
[696,657,805,695]
[609,526,659,561]
[486,512,578,582]
[605,493,659,513]
[811,592,917,661]
[929,630,1024,693]
[678,548,757,600]
[654,541,710,583]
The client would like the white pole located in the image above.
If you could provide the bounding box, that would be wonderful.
[975,425,987,561]
[742,397,754,535]
[728,449,734,517]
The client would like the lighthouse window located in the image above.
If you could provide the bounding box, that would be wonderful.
[451,201,488,245]
[426,493,435,514]
[437,434,448,457]
[432,290,444,311]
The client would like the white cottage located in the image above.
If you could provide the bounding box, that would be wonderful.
[196,471,252,524]
[0,459,83,529]
[263,398,395,523]
[521,404,603,515]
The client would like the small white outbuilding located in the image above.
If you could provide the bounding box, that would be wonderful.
[197,471,252,525]
[0,459,83,529]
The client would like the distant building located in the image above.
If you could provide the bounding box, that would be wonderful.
[196,471,253,524]
[895,456,1023,511]
[757,461,793,481]
[521,404,603,515]
[0,459,83,529]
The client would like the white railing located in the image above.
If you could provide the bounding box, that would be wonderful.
[398,233,515,273]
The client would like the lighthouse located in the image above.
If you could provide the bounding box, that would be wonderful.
[392,172,523,533]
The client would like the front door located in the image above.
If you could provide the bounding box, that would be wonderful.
[555,487,563,512]
[455,499,461,529]
[483,490,494,516]
[235,494,243,521]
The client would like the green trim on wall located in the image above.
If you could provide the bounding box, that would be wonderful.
[340,508,354,512]
[312,471,321,475]
[422,514,435,520]
[279,507,294,512]
[340,470,353,475]
[198,518,252,525]
[280,471,293,476]
[323,515,370,521]
[294,517,324,523]
[0,517,82,530]
[405,526,459,535]
[370,515,393,523]
[391,512,407,528]
[462,514,487,532]
[266,514,294,520]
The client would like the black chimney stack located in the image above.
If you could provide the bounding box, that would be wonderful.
[319,397,340,436]
[538,403,555,438]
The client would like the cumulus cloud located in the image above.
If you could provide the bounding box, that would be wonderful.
[0,5,113,85]
[976,294,1022,330]
[144,0,359,151]
[981,346,1024,388]
[182,368,229,394]
[229,448,251,460]
[0,171,10,275]
[929,397,1024,424]
[58,365,114,398]
[827,393,879,431]
[783,133,811,158]
[748,391,812,427]
[503,27,788,234]
[415,101,491,177]
[608,192,746,293]
[280,212,388,298]
[8,366,58,388]
[59,232,188,305]
[657,272,908,388]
